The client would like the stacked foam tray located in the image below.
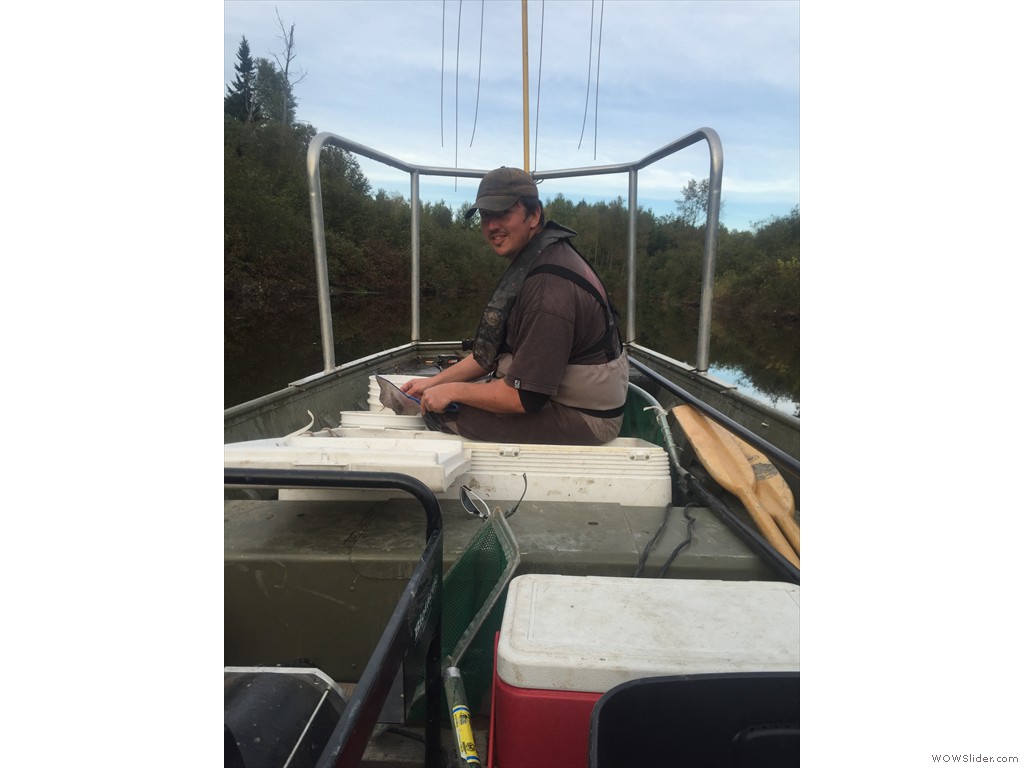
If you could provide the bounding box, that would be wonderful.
[224,410,672,507]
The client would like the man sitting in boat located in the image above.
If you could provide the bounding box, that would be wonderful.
[389,166,629,445]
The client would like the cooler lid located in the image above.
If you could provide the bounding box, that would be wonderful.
[223,434,471,492]
[496,574,799,693]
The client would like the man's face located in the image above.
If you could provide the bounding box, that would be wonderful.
[479,202,541,259]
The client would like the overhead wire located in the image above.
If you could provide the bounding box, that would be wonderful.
[455,0,463,186]
[443,1,484,186]
[440,0,445,146]
[447,1,602,169]
[577,0,596,150]
[532,0,546,173]
[470,0,484,146]
[593,0,604,160]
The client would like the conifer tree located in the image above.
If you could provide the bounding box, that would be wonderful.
[225,36,261,123]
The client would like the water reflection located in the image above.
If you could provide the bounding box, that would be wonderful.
[635,303,800,416]
[225,293,799,417]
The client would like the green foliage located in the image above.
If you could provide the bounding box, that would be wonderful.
[255,58,297,126]
[224,108,372,305]
[674,177,724,227]
[224,41,799,325]
[713,207,800,318]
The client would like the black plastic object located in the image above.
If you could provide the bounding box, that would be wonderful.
[589,672,799,768]
[224,667,347,768]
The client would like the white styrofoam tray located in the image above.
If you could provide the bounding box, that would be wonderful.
[259,421,671,506]
[326,414,672,506]
[341,410,426,430]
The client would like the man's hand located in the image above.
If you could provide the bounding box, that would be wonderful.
[419,383,459,414]
[400,377,431,399]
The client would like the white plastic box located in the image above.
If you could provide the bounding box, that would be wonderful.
[489,574,799,768]
[226,415,673,506]
[497,574,800,692]
[227,376,673,506]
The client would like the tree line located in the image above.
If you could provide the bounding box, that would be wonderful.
[225,35,799,322]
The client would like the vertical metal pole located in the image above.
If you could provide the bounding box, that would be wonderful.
[521,0,530,172]
[306,134,336,372]
[695,129,724,372]
[627,168,638,345]
[411,171,421,342]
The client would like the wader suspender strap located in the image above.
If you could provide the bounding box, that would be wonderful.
[472,222,579,371]
[525,263,623,364]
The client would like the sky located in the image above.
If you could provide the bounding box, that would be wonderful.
[223,0,800,231]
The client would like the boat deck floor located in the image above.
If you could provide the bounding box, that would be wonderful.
[225,495,778,766]
[225,496,774,583]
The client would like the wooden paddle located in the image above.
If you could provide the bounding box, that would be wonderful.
[742,443,799,552]
[671,404,800,569]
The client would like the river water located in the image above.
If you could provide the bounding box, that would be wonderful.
[224,293,799,417]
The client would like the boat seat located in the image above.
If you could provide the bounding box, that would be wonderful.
[588,672,799,767]
[224,666,348,768]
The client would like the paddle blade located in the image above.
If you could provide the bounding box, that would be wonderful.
[672,404,799,568]
[739,447,798,554]
[671,404,757,499]
[747,454,797,522]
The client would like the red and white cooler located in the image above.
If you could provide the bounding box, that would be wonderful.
[487,574,800,768]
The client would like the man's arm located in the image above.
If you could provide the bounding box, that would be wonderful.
[419,376,525,415]
[401,354,488,398]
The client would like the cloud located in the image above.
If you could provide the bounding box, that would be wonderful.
[224,0,800,230]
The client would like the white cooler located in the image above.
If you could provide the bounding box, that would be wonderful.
[489,574,800,768]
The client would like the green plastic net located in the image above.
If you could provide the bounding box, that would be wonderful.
[409,507,520,719]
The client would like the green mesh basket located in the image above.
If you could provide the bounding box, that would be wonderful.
[409,507,520,719]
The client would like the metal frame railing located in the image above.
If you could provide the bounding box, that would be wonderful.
[224,468,445,768]
[305,129,723,373]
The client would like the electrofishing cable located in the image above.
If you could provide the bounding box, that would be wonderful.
[633,503,672,577]
[633,502,697,578]
[533,0,545,172]
[593,0,604,159]
[455,0,463,185]
[627,383,698,577]
[656,503,697,578]
[470,0,484,146]
[460,473,527,520]
[577,0,596,150]
[440,0,446,146]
